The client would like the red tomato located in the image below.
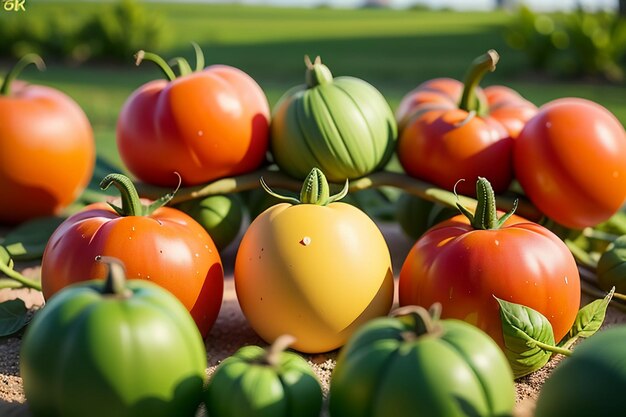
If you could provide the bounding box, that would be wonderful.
[484,85,538,139]
[515,98,626,229]
[117,48,270,187]
[0,55,94,224]
[398,108,513,196]
[395,77,470,129]
[399,178,580,348]
[41,174,224,338]
[396,51,537,196]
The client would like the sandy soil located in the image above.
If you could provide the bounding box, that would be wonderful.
[0,222,624,416]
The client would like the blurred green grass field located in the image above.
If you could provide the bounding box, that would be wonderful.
[2,2,626,167]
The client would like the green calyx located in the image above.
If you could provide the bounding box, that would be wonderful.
[100,173,178,217]
[458,49,499,114]
[96,256,132,298]
[134,42,205,81]
[456,177,518,230]
[0,54,45,96]
[260,167,349,206]
[304,55,334,88]
[392,304,443,340]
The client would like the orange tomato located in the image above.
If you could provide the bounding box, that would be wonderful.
[515,98,626,229]
[117,48,270,187]
[0,55,94,224]
[41,174,224,338]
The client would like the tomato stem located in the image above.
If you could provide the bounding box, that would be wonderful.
[169,57,193,77]
[96,256,132,298]
[457,177,517,230]
[99,173,178,217]
[0,53,45,96]
[260,168,349,206]
[392,304,441,338]
[192,42,205,72]
[264,334,296,367]
[305,55,334,88]
[135,50,177,81]
[458,50,499,113]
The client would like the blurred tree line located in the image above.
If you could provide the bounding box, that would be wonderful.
[506,5,626,83]
[0,0,167,63]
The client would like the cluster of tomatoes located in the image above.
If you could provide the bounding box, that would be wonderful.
[3,45,626,417]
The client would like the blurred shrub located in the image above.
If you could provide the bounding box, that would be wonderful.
[0,0,167,63]
[506,6,626,83]
[78,0,168,62]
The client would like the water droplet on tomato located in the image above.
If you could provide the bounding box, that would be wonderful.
[300,236,312,246]
[564,276,569,284]
[198,130,204,137]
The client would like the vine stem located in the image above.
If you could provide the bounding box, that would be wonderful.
[134,168,541,220]
[534,339,573,357]
[0,261,42,291]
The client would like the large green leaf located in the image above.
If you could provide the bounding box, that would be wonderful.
[496,297,555,379]
[0,299,30,337]
[560,287,614,349]
[3,216,66,261]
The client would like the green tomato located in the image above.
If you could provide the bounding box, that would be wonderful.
[205,335,323,417]
[20,257,207,417]
[176,194,244,251]
[535,325,626,417]
[328,305,515,417]
[270,56,397,182]
[597,234,626,294]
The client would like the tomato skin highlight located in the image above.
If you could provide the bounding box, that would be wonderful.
[235,202,394,354]
[0,82,95,224]
[399,213,580,348]
[41,201,224,338]
[514,98,626,229]
[117,64,270,187]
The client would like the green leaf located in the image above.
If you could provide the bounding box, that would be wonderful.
[496,297,556,379]
[0,299,30,337]
[560,287,614,349]
[3,216,66,261]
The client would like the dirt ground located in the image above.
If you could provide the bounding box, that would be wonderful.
[0,222,624,416]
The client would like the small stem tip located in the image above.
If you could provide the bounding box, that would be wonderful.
[1,53,46,96]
